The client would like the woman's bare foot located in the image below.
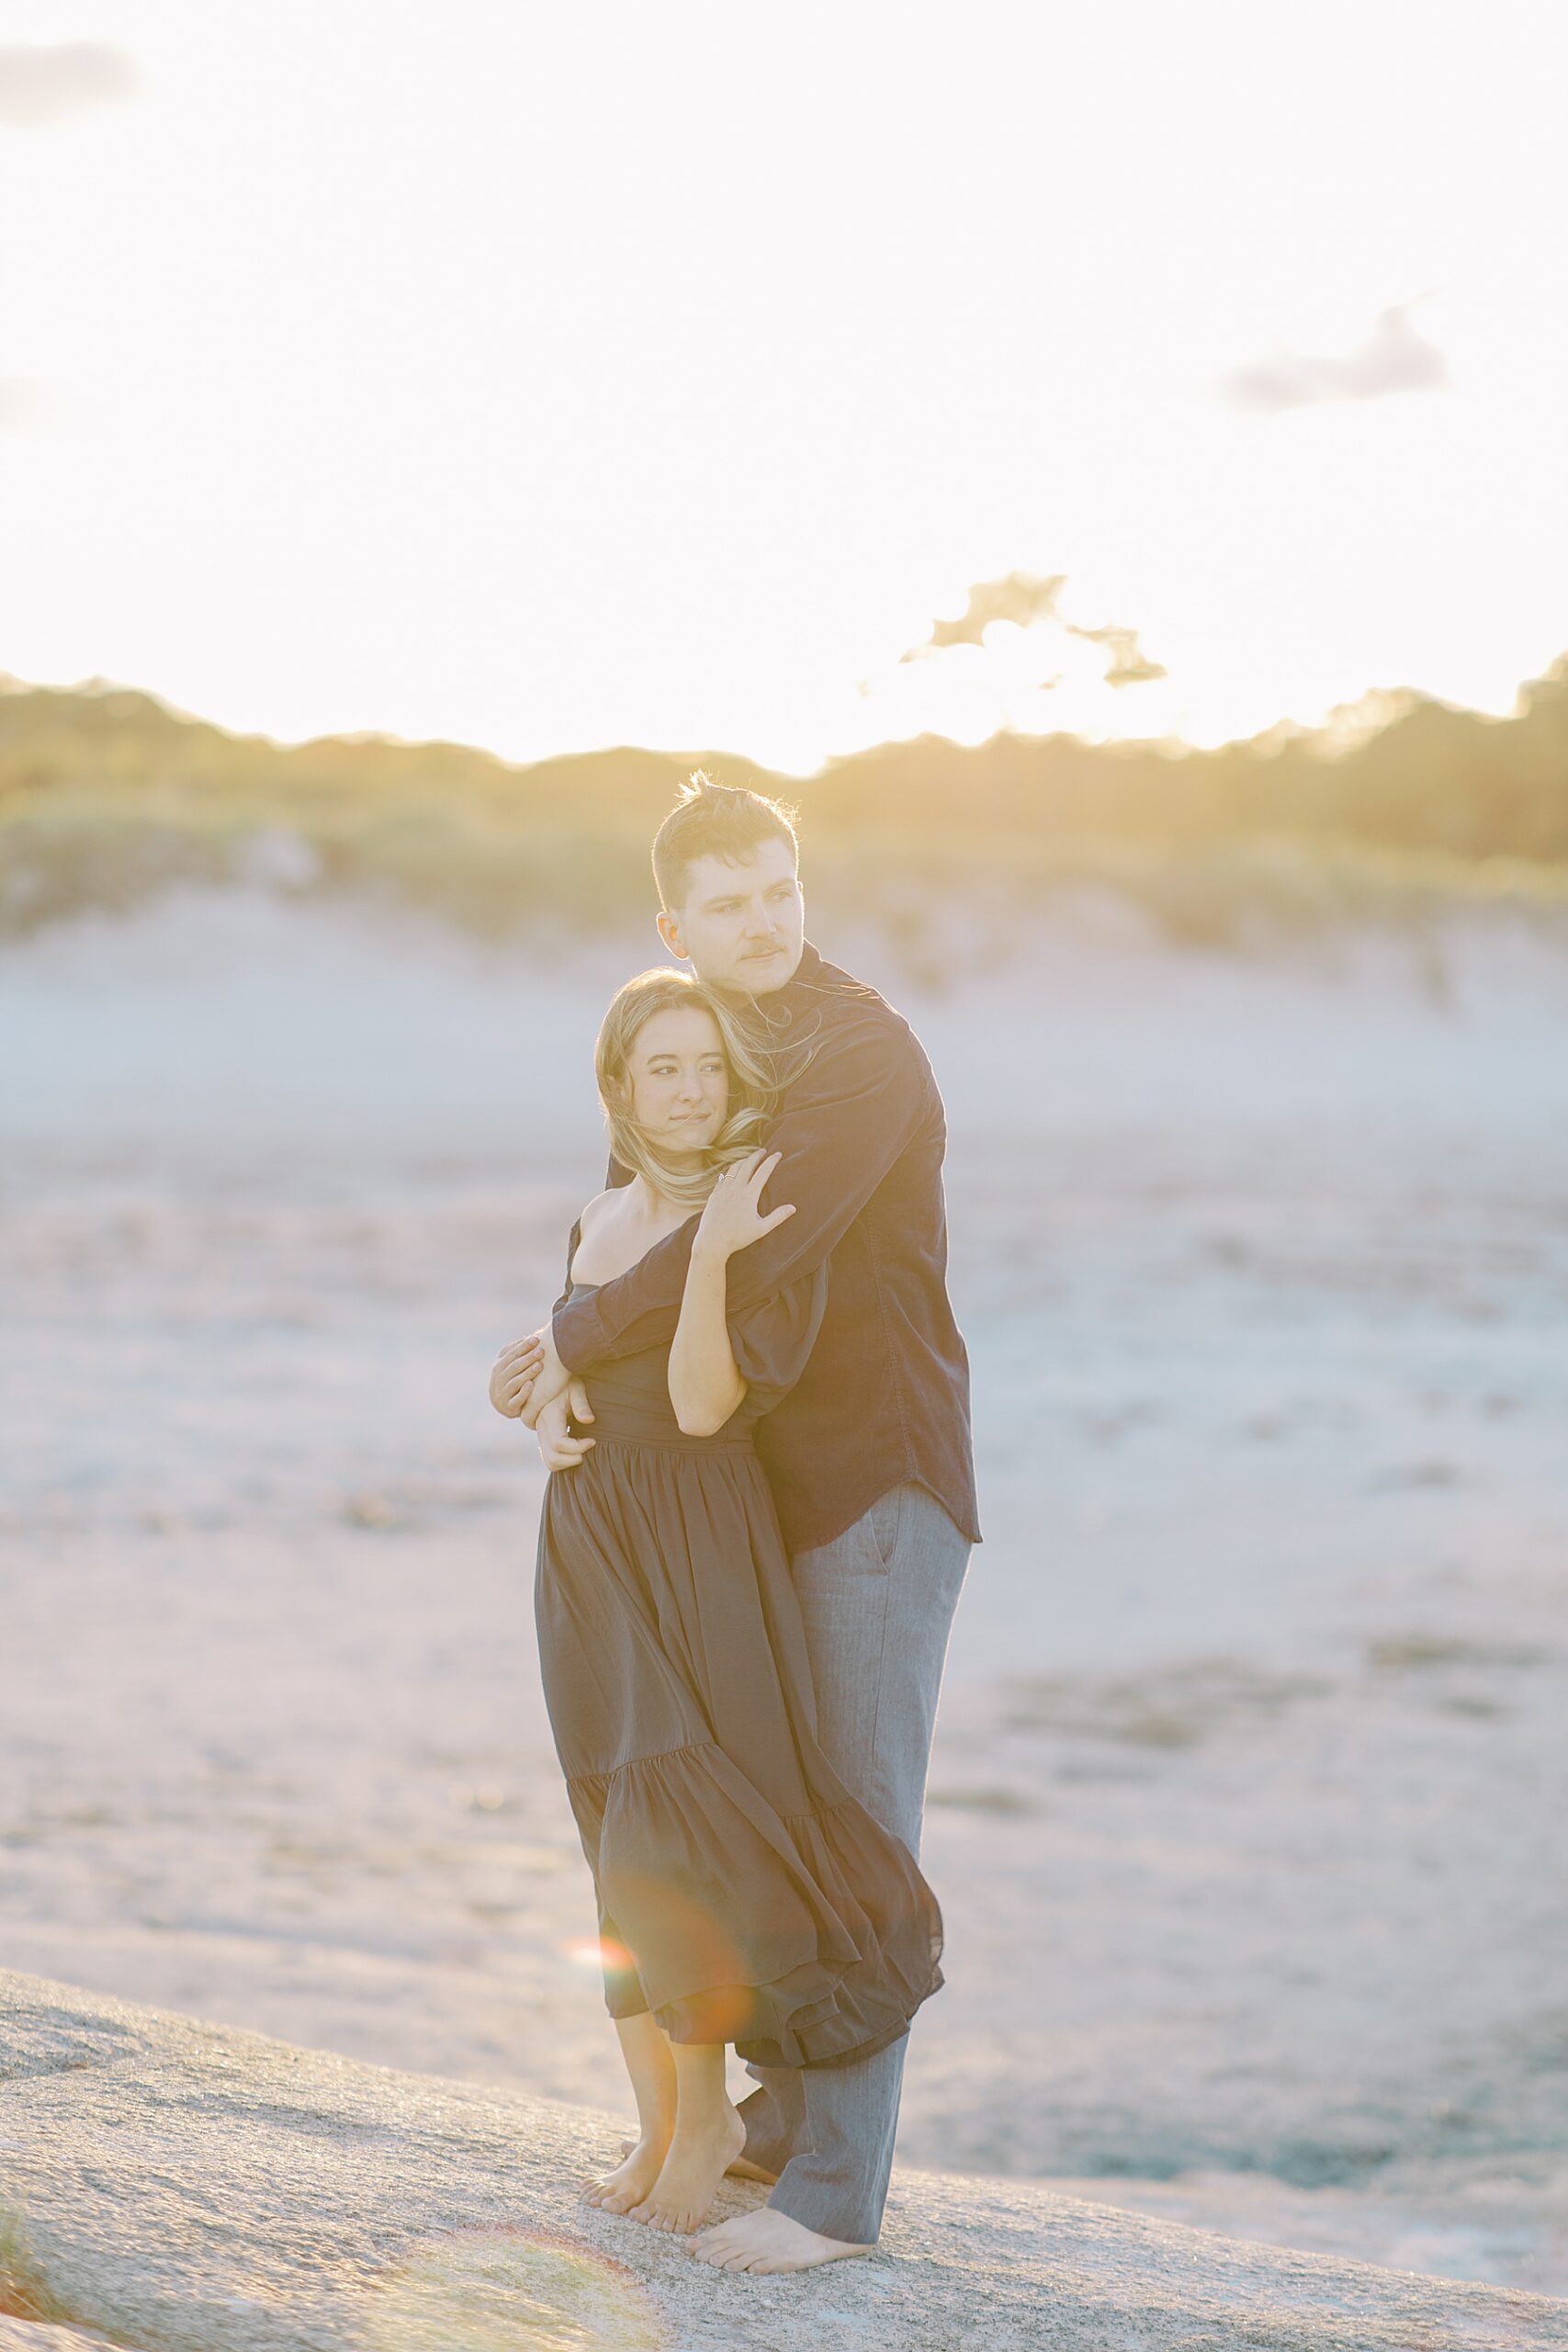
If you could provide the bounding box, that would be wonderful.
[688,2207,874,2273]
[615,2132,777,2187]
[630,2099,747,2233]
[582,2128,671,2214]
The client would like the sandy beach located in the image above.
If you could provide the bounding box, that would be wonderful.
[4,889,1566,2294]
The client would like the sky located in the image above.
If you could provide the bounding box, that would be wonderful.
[2,1,1567,775]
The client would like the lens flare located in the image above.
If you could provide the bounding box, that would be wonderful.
[361,2229,660,2352]
[593,1870,756,2039]
[558,1935,636,1973]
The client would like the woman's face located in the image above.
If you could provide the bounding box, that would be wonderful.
[626,1004,728,1159]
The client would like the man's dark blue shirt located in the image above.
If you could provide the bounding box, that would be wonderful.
[553,942,979,1558]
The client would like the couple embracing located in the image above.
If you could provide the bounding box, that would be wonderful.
[490,774,978,2278]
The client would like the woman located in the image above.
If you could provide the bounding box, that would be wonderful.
[533,967,943,2235]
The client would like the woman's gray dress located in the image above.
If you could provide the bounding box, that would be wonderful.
[534,1223,943,2070]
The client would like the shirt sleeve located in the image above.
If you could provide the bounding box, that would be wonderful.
[552,1009,930,1373]
[547,1217,582,1321]
[727,1261,830,1413]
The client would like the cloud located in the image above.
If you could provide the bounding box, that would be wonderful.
[907,571,1067,656]
[0,41,139,128]
[1221,303,1449,414]
[901,570,1167,688]
[1065,619,1167,688]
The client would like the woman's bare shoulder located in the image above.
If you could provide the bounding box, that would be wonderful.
[570,1186,644,1286]
[571,1188,627,1263]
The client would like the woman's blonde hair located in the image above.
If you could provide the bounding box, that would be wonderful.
[595,968,780,1213]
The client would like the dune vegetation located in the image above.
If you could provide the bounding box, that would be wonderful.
[2,662,1566,954]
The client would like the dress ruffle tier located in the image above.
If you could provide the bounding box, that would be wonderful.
[568,1736,943,2069]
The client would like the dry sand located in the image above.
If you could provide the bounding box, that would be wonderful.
[3,891,1566,2297]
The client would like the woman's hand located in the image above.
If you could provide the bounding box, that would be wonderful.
[693,1150,795,1263]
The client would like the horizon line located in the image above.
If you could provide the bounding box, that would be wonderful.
[1,659,1558,781]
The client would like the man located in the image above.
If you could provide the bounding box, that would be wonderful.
[491,772,978,2276]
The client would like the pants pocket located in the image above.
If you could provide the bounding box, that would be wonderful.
[867,1484,905,1571]
[794,1489,898,1581]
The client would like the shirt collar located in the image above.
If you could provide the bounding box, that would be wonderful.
[739,939,824,1035]
[780,940,825,1000]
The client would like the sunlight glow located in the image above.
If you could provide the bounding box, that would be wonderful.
[2,1,1566,768]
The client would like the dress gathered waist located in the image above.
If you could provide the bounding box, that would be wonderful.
[573,1395,759,1456]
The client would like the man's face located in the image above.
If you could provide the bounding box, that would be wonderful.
[657,838,806,997]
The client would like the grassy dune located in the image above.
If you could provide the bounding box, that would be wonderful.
[3,667,1567,952]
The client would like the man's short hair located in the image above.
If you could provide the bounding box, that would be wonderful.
[651,771,799,912]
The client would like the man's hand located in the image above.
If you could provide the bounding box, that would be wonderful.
[519,1323,571,1429]
[490,1332,546,1419]
[536,1378,595,1473]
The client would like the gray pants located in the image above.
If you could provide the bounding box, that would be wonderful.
[736,1480,972,2244]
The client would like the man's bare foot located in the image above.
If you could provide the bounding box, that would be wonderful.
[615,2132,777,2187]
[630,2101,747,2233]
[582,2129,671,2214]
[687,2207,874,2274]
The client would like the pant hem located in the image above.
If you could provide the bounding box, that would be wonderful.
[765,2176,882,2247]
